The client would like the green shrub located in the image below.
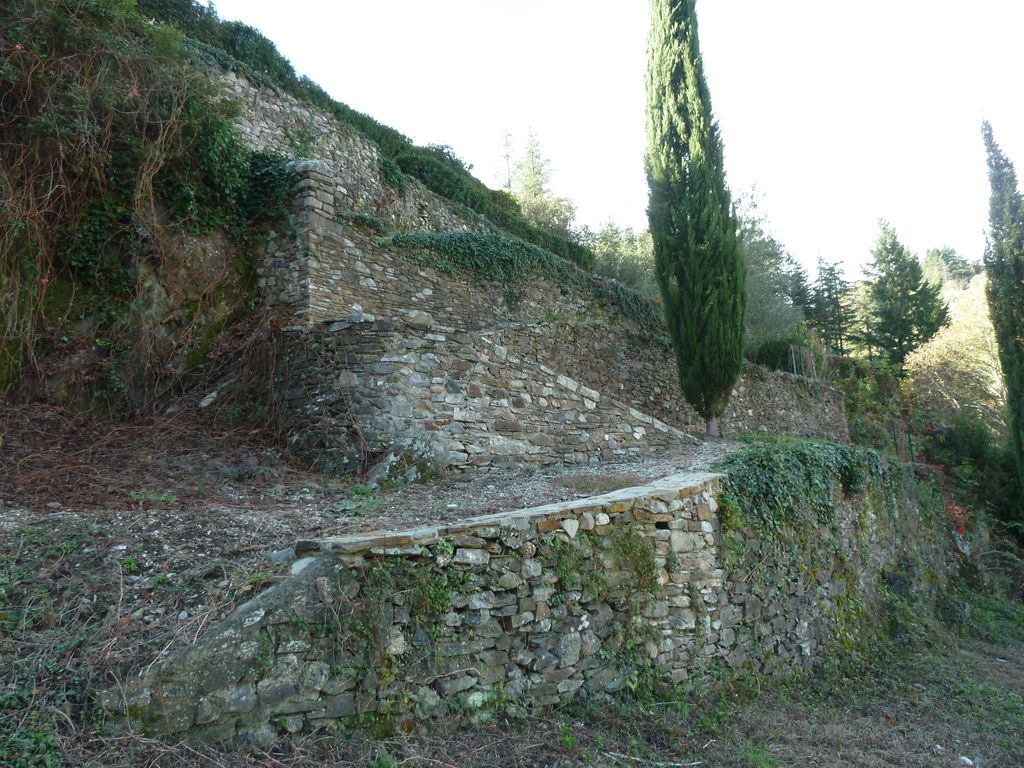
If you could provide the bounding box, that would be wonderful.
[830,357,903,452]
[921,412,1024,532]
[0,0,296,401]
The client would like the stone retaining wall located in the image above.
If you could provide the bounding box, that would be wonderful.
[274,318,846,473]
[223,77,849,448]
[224,72,485,238]
[278,319,693,474]
[102,466,948,747]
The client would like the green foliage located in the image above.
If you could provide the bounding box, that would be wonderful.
[584,222,658,299]
[831,357,904,452]
[135,0,220,40]
[713,440,881,539]
[609,528,659,594]
[367,747,399,768]
[737,194,808,356]
[809,257,854,356]
[904,275,1005,436]
[338,212,390,236]
[339,554,469,667]
[391,231,570,286]
[509,132,578,240]
[940,587,1024,645]
[982,123,1024,501]
[547,535,608,597]
[558,722,578,750]
[397,146,594,271]
[737,740,779,768]
[646,0,745,430]
[920,413,1024,530]
[923,245,974,288]
[389,232,664,333]
[874,574,942,649]
[746,329,825,379]
[237,151,296,234]
[0,0,295,398]
[408,567,467,635]
[0,693,60,768]
[861,221,949,366]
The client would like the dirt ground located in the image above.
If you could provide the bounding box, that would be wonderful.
[1,403,1022,768]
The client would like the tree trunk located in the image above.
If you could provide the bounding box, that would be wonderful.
[705,413,720,437]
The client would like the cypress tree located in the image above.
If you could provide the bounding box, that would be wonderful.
[982,122,1024,493]
[646,0,744,437]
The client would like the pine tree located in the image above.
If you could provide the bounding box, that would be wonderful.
[863,221,948,366]
[511,132,576,239]
[982,122,1024,494]
[923,246,973,288]
[646,0,744,437]
[811,258,853,356]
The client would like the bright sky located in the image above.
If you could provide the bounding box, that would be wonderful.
[206,0,1024,279]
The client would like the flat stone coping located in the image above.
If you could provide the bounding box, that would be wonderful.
[296,471,723,556]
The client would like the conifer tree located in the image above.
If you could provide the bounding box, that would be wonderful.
[811,257,853,356]
[646,0,744,437]
[863,221,948,366]
[982,122,1024,493]
[511,132,576,239]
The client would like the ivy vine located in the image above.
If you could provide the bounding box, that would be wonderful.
[389,232,665,335]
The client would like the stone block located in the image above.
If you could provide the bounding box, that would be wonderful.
[557,632,582,667]
[435,674,477,696]
[308,693,356,720]
[454,548,490,566]
[521,559,543,579]
[670,531,703,552]
[498,572,524,590]
[256,678,299,709]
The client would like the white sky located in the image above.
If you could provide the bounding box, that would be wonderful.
[205,0,1024,279]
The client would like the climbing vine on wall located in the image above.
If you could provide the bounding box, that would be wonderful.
[389,232,665,336]
[713,440,884,538]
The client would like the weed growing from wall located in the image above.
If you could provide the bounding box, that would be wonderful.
[609,528,660,594]
[545,534,609,598]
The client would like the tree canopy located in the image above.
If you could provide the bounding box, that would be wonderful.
[509,132,577,241]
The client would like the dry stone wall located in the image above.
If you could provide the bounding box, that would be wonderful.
[277,319,693,474]
[102,465,949,747]
[225,72,848,468]
[225,71,486,236]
